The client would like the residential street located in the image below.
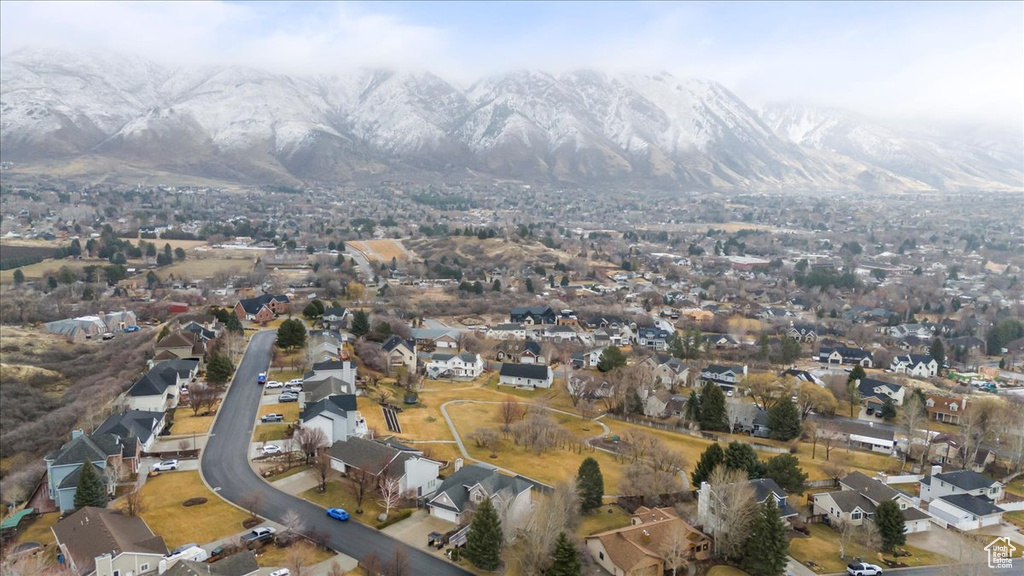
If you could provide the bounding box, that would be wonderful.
[201,331,470,576]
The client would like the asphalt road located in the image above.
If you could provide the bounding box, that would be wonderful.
[201,331,470,576]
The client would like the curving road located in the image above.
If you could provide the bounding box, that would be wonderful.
[201,331,469,576]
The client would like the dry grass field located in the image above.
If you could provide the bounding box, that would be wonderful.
[134,471,249,548]
[169,403,221,435]
[347,239,411,262]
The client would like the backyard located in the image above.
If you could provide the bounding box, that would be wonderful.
[170,401,221,435]
[135,471,249,548]
[789,523,951,574]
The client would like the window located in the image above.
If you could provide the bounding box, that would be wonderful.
[851,512,862,520]
[599,552,605,560]
[991,487,999,494]
[140,564,149,572]
[113,571,120,576]
[900,502,906,509]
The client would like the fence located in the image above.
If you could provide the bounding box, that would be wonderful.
[607,414,718,441]
[806,478,838,489]
[876,473,923,484]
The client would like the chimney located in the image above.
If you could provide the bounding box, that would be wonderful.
[455,458,464,472]
[71,429,84,440]
[931,464,942,476]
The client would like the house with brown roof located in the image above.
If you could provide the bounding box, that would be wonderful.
[585,507,710,576]
[52,506,167,576]
[925,394,967,425]
[154,330,205,362]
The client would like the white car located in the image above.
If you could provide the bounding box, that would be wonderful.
[287,379,303,386]
[152,460,179,471]
[847,561,883,576]
[265,381,283,388]
[268,569,291,576]
[260,445,283,455]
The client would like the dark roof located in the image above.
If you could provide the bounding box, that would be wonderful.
[127,360,198,397]
[428,464,532,514]
[821,490,876,514]
[328,438,409,477]
[161,551,259,576]
[300,394,358,422]
[932,470,998,491]
[857,378,902,401]
[382,336,415,353]
[510,306,554,317]
[47,433,122,467]
[156,330,197,349]
[95,410,161,445]
[749,478,798,517]
[499,363,550,380]
[840,471,901,505]
[311,359,354,372]
[181,323,217,341]
[303,376,350,405]
[703,364,742,376]
[938,494,1003,517]
[820,346,872,360]
[52,507,166,576]
[831,419,895,441]
[523,341,542,355]
[585,314,627,327]
[237,293,289,314]
[323,307,348,317]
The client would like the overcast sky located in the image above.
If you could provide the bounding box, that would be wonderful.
[1,1,1021,126]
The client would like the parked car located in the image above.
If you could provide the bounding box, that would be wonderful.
[102,332,115,340]
[123,325,140,333]
[261,445,283,455]
[279,393,299,403]
[326,508,350,521]
[285,384,302,393]
[847,561,883,576]
[258,372,267,384]
[265,381,283,388]
[261,413,284,423]
[152,460,179,471]
[287,379,303,386]
[240,527,276,545]
[268,570,291,576]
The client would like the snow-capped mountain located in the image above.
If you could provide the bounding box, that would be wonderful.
[1,47,1020,191]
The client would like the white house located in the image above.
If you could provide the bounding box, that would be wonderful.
[486,323,527,341]
[643,354,690,387]
[498,363,554,389]
[817,420,895,454]
[819,346,874,368]
[52,507,167,576]
[928,494,1004,530]
[636,327,672,351]
[920,468,1003,503]
[299,395,368,443]
[891,354,939,378]
[426,352,484,380]
[126,359,199,412]
[811,472,931,533]
[700,364,747,392]
[857,378,905,407]
[328,437,441,498]
[426,462,533,524]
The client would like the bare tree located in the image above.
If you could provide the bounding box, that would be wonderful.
[375,386,393,405]
[241,490,263,520]
[185,384,218,416]
[838,520,856,560]
[294,425,330,465]
[468,427,501,457]
[377,476,402,519]
[281,509,306,542]
[104,459,126,493]
[512,480,581,574]
[817,420,842,461]
[746,373,791,411]
[567,375,589,407]
[313,451,332,492]
[660,524,692,576]
[119,486,146,517]
[821,460,849,483]
[348,467,375,513]
[703,464,757,559]
[578,399,596,423]
[326,560,346,576]
[960,398,997,469]
[286,541,315,576]
[499,396,525,430]
[387,546,410,576]
[900,392,926,471]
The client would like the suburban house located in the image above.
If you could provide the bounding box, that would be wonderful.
[701,334,739,350]
[485,323,527,341]
[234,293,290,322]
[307,329,346,364]
[812,472,931,533]
[509,306,557,325]
[781,368,825,387]
[749,478,800,522]
[409,328,461,350]
[928,494,1005,531]
[594,327,630,348]
[571,346,605,369]
[540,324,579,343]
[328,437,442,498]
[817,420,895,454]
[322,307,349,323]
[586,507,711,576]
[498,363,554,389]
[126,359,199,412]
[727,402,772,438]
[857,378,905,408]
[888,323,939,340]
[818,346,874,368]
[94,410,165,452]
[301,376,356,407]
[44,316,110,342]
[45,430,139,514]
[305,360,357,389]
[585,315,630,330]
[426,463,533,524]
[925,394,967,425]
[179,320,219,345]
[299,395,368,443]
[52,507,167,576]
[891,354,939,378]
[700,364,747,392]
[161,552,259,576]
[382,336,417,373]
[153,330,205,363]
[642,354,690,386]
[920,468,1003,503]
[788,324,819,342]
[425,352,484,380]
[635,327,672,351]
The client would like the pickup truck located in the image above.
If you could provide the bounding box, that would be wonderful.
[240,526,276,547]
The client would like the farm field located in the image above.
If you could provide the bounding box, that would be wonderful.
[347,239,411,262]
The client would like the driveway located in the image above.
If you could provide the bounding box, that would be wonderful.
[381,509,457,552]
[201,331,470,576]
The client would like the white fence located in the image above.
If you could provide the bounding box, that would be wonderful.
[998,500,1024,512]
[876,473,923,485]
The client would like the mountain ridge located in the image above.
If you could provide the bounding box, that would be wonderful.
[2,47,1020,192]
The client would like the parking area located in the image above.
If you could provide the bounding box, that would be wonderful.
[140,457,201,473]
[380,509,457,553]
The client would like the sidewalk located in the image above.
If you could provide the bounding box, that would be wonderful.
[270,469,320,495]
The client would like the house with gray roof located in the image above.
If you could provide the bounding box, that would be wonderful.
[498,363,553,389]
[727,402,772,438]
[328,437,441,498]
[52,507,167,576]
[95,410,165,452]
[426,352,484,380]
[301,376,355,408]
[44,430,140,513]
[160,551,258,576]
[426,462,534,524]
[813,471,931,533]
[300,395,367,443]
[127,359,199,412]
[929,493,1005,530]
[920,468,1003,503]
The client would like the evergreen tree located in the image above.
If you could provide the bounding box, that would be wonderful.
[492,279,501,292]
[879,397,898,421]
[225,315,243,334]
[684,390,700,423]
[525,277,534,293]
[875,500,907,552]
[691,443,724,488]
[465,498,503,570]
[576,457,604,514]
[742,498,789,576]
[725,442,765,479]
[74,460,109,509]
[767,398,802,441]
[697,382,729,431]
[596,346,627,373]
[303,302,322,319]
[848,365,866,383]
[548,532,582,576]
[763,454,808,494]
[206,352,235,385]
[929,337,946,374]
[351,310,370,337]
[276,318,307,349]
[12,269,24,284]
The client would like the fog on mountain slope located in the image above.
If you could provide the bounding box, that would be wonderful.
[1,48,1020,192]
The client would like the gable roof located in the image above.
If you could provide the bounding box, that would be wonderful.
[499,363,550,380]
[47,433,123,467]
[839,471,902,505]
[587,509,709,574]
[237,293,289,314]
[428,464,532,514]
[300,394,358,422]
[95,410,161,446]
[510,306,555,317]
[749,478,798,518]
[938,494,1003,517]
[52,507,166,576]
[932,470,998,492]
[328,437,410,477]
[857,378,903,401]
[925,394,965,415]
[128,359,199,397]
[523,341,542,355]
[703,364,742,376]
[163,551,259,576]
[156,330,197,349]
[382,336,415,354]
[311,359,354,372]
[303,376,351,405]
[820,490,876,514]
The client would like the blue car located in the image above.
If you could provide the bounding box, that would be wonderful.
[123,325,140,333]
[326,508,349,521]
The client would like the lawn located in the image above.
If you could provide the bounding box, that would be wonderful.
[170,403,220,435]
[577,505,631,537]
[1005,510,1024,529]
[258,402,300,422]
[789,523,951,574]
[270,369,304,382]
[300,479,386,523]
[890,483,919,497]
[254,423,293,442]
[12,511,59,547]
[256,541,336,568]
[707,567,751,576]
[1004,477,1024,498]
[359,396,454,442]
[134,471,249,548]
